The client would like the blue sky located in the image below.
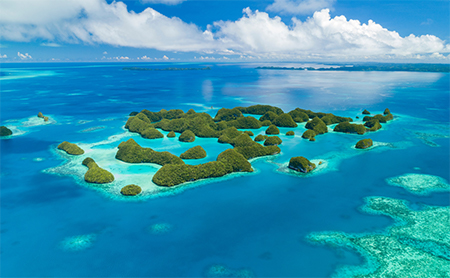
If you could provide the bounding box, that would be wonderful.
[0,0,449,62]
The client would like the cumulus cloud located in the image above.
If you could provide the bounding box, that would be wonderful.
[0,0,448,61]
[0,54,7,58]
[141,0,187,5]
[214,8,450,59]
[266,0,335,15]
[17,52,32,59]
[0,0,216,51]
[41,42,61,47]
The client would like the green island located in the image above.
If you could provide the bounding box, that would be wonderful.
[256,63,450,73]
[57,141,85,155]
[264,136,282,146]
[355,139,373,149]
[56,104,392,188]
[180,145,207,159]
[82,157,114,184]
[123,67,211,71]
[334,122,367,135]
[288,156,316,173]
[307,197,450,277]
[120,184,142,196]
[37,111,49,122]
[0,126,13,136]
[362,109,371,115]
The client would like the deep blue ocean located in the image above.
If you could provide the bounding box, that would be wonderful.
[1,62,449,277]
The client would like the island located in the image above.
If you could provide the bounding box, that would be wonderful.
[288,156,316,173]
[180,146,207,159]
[286,131,295,136]
[355,138,373,149]
[0,126,12,136]
[57,141,85,155]
[37,112,49,122]
[264,136,282,146]
[82,157,114,184]
[120,184,142,196]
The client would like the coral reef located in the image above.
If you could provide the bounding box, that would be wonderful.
[308,197,450,277]
[386,173,450,195]
[180,145,207,159]
[57,141,85,155]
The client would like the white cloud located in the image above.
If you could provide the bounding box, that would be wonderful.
[213,8,450,59]
[17,52,32,59]
[162,55,169,60]
[139,55,152,60]
[114,56,129,60]
[0,54,7,58]
[421,19,433,26]
[267,0,335,15]
[0,0,216,51]
[141,0,186,5]
[103,51,108,54]
[41,42,61,47]
[0,1,449,61]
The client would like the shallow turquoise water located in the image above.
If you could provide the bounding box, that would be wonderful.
[1,63,449,277]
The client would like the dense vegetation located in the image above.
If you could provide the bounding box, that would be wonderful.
[180,146,207,159]
[265,125,280,135]
[288,156,316,173]
[305,117,328,135]
[264,136,282,146]
[57,141,85,155]
[120,184,142,196]
[179,130,196,142]
[0,126,12,136]
[82,157,115,184]
[152,149,253,186]
[302,129,316,139]
[254,134,268,141]
[355,138,373,149]
[272,113,298,127]
[333,122,367,135]
[286,131,295,136]
[116,139,184,165]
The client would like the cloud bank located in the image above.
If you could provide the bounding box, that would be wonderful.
[0,0,448,60]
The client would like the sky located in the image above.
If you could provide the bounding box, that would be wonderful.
[0,0,449,63]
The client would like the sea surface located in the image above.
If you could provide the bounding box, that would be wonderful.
[1,62,449,277]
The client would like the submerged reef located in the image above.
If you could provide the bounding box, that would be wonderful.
[333,122,367,135]
[116,138,184,165]
[308,197,450,277]
[120,184,142,196]
[386,173,450,195]
[180,145,207,159]
[60,234,96,251]
[355,139,373,149]
[82,157,114,184]
[57,141,85,155]
[152,149,253,186]
[205,264,255,278]
[288,156,316,173]
[0,126,13,136]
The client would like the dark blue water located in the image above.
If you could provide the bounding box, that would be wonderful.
[1,63,449,277]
